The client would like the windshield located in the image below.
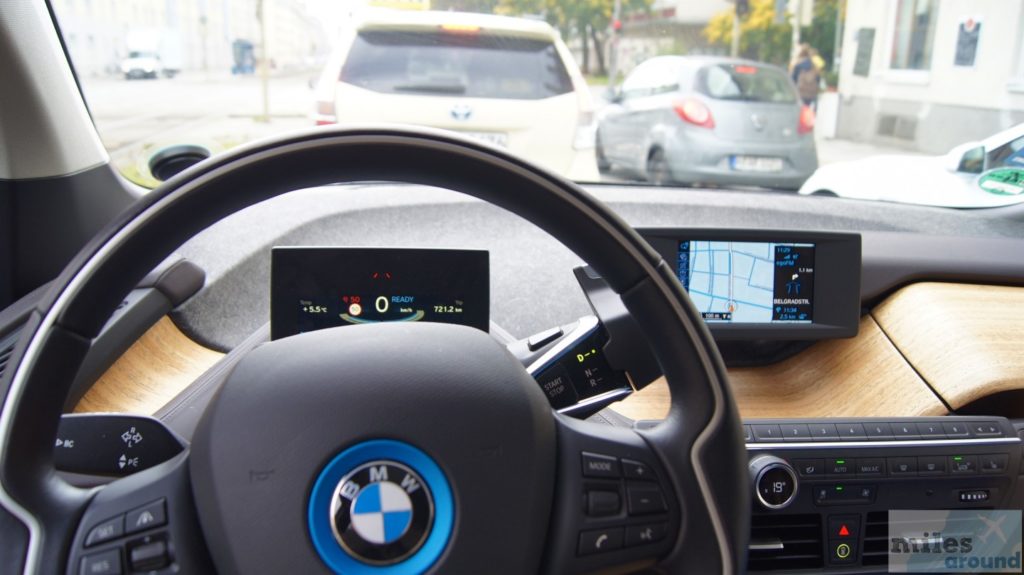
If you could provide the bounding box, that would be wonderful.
[51,0,1024,207]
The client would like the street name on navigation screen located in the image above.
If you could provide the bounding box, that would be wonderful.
[676,241,815,324]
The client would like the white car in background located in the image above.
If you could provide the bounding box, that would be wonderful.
[313,10,599,181]
[799,123,1024,208]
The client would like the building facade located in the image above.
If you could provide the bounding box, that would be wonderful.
[836,0,1024,154]
[52,0,328,77]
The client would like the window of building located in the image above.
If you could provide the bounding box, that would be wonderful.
[889,0,937,71]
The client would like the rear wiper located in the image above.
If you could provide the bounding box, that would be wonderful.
[392,83,467,94]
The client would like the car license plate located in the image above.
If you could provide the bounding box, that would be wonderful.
[731,156,783,172]
[461,131,508,148]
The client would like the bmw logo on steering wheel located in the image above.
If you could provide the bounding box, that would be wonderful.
[330,461,433,564]
[308,439,454,574]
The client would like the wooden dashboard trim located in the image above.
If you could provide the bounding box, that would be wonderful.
[871,282,1024,410]
[74,317,225,415]
[611,316,948,421]
[81,283,1019,420]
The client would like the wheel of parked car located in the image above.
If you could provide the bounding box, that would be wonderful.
[647,148,671,186]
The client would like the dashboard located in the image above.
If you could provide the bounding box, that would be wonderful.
[35,183,1024,574]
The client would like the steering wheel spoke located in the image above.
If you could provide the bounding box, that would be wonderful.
[65,452,213,574]
[542,415,681,574]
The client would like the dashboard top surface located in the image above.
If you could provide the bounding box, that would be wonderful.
[171,184,1024,350]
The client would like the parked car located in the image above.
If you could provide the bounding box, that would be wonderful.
[596,56,818,189]
[312,10,599,181]
[120,51,164,79]
[799,123,1024,208]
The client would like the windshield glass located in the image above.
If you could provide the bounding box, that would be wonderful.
[51,0,1024,207]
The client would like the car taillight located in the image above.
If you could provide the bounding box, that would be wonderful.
[673,99,714,129]
[798,105,815,134]
[315,100,336,126]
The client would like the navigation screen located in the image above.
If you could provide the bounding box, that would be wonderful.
[677,241,815,323]
[271,248,489,340]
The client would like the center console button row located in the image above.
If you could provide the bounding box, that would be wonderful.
[744,420,1006,442]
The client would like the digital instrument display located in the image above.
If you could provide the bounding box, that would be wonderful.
[677,241,815,324]
[271,247,489,340]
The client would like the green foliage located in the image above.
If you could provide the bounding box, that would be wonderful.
[497,0,652,73]
[704,0,840,69]
[801,0,840,71]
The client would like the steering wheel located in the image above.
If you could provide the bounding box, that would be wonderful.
[0,128,748,574]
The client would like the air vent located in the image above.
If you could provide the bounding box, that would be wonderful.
[748,513,823,571]
[863,511,889,566]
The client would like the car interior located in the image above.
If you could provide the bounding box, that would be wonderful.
[1,2,1022,575]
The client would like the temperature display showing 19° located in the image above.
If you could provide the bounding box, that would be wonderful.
[271,248,489,340]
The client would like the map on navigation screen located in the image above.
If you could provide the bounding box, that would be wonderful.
[677,241,815,323]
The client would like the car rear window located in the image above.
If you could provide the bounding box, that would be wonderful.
[339,30,574,100]
[697,64,797,104]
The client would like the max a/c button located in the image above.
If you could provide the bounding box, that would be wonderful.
[581,452,620,478]
[578,528,624,555]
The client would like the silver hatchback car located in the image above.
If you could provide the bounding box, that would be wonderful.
[597,56,818,189]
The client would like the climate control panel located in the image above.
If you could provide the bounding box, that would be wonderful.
[744,417,1023,572]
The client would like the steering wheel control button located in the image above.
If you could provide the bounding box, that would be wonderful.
[581,452,620,478]
[308,440,453,574]
[809,423,840,441]
[129,540,170,572]
[536,364,579,410]
[826,458,853,476]
[80,549,121,575]
[577,528,624,555]
[586,490,621,517]
[855,458,885,477]
[950,455,978,474]
[751,424,782,442]
[795,458,824,477]
[750,455,798,509]
[888,457,917,475]
[626,485,668,515]
[918,456,947,475]
[125,499,166,534]
[527,327,563,351]
[837,423,867,440]
[625,523,668,547]
[621,459,654,480]
[85,515,125,547]
[780,423,811,441]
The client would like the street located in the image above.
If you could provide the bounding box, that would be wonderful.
[80,71,923,187]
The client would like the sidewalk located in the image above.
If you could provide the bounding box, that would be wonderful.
[815,134,927,166]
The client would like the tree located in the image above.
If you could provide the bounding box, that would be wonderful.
[704,0,793,67]
[800,0,840,71]
[497,0,651,75]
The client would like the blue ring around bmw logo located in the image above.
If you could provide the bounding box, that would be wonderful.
[308,440,454,574]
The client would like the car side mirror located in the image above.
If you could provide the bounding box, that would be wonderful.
[947,142,986,174]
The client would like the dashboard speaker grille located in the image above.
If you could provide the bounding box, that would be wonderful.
[748,513,823,571]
